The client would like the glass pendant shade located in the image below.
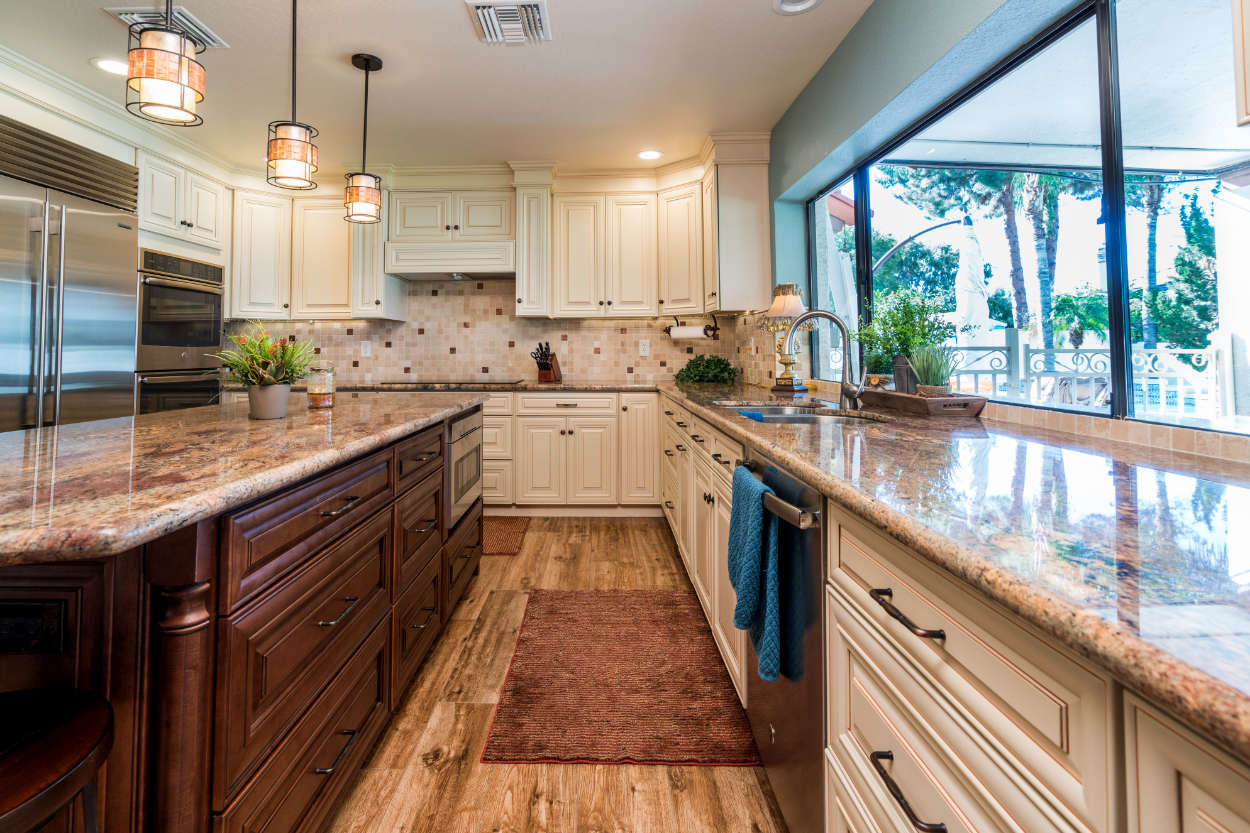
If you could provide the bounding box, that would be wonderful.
[267,121,318,189]
[126,25,204,125]
[345,172,382,223]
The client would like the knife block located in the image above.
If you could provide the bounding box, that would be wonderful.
[538,355,562,383]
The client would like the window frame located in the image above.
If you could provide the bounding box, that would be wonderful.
[804,0,1141,419]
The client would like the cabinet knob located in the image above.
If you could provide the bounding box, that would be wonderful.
[516,298,523,303]
[710,291,717,297]
[559,429,566,435]
[606,300,613,306]
[445,225,451,230]
[374,299,381,305]
[658,299,664,304]
[453,224,460,230]
[187,222,195,228]
[621,405,628,411]
[282,303,289,309]
[598,301,604,306]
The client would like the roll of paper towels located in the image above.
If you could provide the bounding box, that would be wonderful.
[668,326,709,340]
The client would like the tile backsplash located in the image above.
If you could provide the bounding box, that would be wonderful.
[227,279,790,386]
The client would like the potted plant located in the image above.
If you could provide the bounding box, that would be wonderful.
[908,345,956,397]
[209,322,315,420]
[853,290,955,394]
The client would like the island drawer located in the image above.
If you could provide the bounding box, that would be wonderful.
[214,508,393,806]
[394,424,443,495]
[214,618,391,833]
[394,468,443,594]
[1125,694,1250,833]
[444,500,482,617]
[828,505,1114,833]
[222,447,395,612]
[392,552,442,705]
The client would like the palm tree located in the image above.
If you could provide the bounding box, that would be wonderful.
[1125,176,1172,349]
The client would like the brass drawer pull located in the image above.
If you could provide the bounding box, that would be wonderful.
[317,595,360,628]
[675,420,687,427]
[314,729,358,775]
[691,434,704,443]
[405,452,437,466]
[869,588,946,640]
[555,402,579,408]
[675,444,686,452]
[409,605,437,630]
[320,495,362,518]
[869,751,947,832]
[405,518,437,535]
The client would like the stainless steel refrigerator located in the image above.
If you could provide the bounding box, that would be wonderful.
[0,173,138,431]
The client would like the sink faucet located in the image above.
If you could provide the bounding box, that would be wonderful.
[781,310,865,410]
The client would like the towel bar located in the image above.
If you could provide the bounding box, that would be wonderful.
[735,459,821,530]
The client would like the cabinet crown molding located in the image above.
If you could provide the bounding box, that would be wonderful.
[701,132,772,167]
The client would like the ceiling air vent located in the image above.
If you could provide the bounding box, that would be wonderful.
[104,6,229,49]
[466,0,551,44]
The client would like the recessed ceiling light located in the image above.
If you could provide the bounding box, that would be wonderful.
[90,57,129,76]
[638,150,662,160]
[772,0,823,14]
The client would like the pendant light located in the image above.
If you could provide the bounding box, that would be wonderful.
[125,0,205,126]
[345,53,383,223]
[267,0,318,189]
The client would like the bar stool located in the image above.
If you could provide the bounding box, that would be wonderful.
[0,688,113,833]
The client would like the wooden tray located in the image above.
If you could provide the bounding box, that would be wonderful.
[859,388,986,417]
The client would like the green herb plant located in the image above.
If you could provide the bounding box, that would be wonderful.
[908,345,956,387]
[208,321,316,387]
[674,354,737,385]
[854,289,955,360]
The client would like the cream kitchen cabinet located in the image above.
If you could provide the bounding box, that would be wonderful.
[553,193,658,318]
[711,472,745,700]
[567,417,618,503]
[482,393,516,506]
[350,193,408,320]
[691,453,716,612]
[514,415,617,505]
[618,393,660,504]
[389,190,515,242]
[657,183,703,316]
[291,198,352,319]
[231,190,291,318]
[701,163,771,313]
[138,150,228,249]
[514,185,550,317]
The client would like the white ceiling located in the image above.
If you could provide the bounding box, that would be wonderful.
[0,0,873,179]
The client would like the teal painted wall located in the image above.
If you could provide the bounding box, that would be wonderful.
[768,0,1081,288]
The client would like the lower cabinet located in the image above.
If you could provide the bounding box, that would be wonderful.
[567,416,617,503]
[515,416,567,503]
[391,553,441,704]
[710,473,745,698]
[619,392,660,504]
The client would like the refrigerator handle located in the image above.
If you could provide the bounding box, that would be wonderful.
[33,200,51,428]
[51,205,67,426]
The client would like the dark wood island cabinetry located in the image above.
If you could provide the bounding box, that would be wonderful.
[0,394,484,833]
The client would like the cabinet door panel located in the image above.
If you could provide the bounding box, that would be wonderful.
[701,168,719,311]
[455,191,514,240]
[139,153,182,236]
[553,195,604,317]
[291,199,351,319]
[658,184,703,315]
[567,416,617,504]
[605,194,657,316]
[185,173,226,248]
[691,457,714,609]
[514,186,550,316]
[711,474,744,701]
[618,393,659,504]
[231,191,291,319]
[515,417,566,504]
[390,192,453,241]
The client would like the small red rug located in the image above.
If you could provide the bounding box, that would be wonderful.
[482,589,759,765]
[482,516,530,555]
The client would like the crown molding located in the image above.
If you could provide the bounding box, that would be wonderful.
[700,131,772,167]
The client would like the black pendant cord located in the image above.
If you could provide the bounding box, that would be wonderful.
[360,67,369,173]
[165,0,173,27]
[290,0,298,124]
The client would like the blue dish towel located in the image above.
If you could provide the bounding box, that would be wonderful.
[727,465,781,681]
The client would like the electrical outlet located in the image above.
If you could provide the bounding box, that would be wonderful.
[360,340,372,357]
[639,339,650,357]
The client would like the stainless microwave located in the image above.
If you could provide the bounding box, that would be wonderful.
[135,249,224,372]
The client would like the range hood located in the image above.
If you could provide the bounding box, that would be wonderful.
[384,240,515,277]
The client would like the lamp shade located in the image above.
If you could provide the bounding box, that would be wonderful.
[764,283,808,319]
[126,24,204,125]
[267,121,318,189]
[344,172,382,223]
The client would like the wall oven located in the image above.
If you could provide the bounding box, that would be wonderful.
[135,370,220,415]
[136,249,223,372]
[447,409,483,528]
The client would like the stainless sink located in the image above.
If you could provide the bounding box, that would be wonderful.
[715,403,883,425]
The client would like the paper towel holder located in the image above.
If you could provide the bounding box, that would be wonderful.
[663,315,720,340]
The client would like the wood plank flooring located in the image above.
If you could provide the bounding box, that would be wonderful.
[325,517,787,833]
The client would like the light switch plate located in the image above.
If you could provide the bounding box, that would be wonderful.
[360,340,372,357]
[639,339,650,357]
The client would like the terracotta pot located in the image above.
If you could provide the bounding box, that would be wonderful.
[247,384,290,419]
[916,384,952,398]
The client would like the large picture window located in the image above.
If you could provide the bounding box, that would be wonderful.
[808,0,1250,434]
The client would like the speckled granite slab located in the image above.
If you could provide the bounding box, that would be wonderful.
[0,391,485,565]
[660,381,1250,764]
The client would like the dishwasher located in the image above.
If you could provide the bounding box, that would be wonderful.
[741,450,825,833]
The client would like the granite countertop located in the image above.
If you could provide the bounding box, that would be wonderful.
[0,391,486,565]
[351,380,662,392]
[659,381,1250,763]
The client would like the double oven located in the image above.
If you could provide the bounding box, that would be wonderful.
[135,249,224,414]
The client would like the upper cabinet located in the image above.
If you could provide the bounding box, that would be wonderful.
[658,183,703,316]
[138,150,228,250]
[389,190,515,242]
[701,151,772,313]
[552,192,658,318]
[514,185,550,318]
[231,190,405,321]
